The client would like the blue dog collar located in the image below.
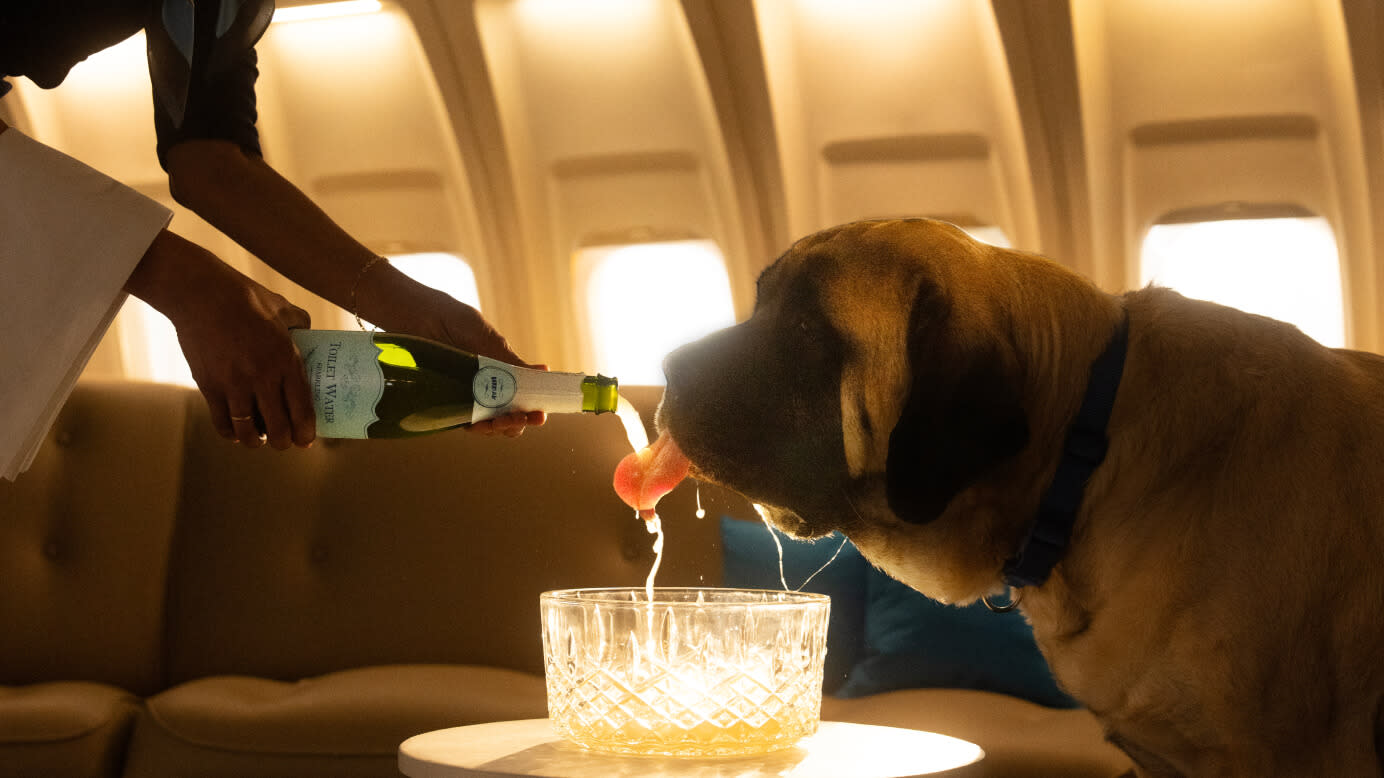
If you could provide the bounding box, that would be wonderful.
[1002,311,1129,589]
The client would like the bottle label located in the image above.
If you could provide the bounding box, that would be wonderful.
[471,358,516,421]
[292,330,383,438]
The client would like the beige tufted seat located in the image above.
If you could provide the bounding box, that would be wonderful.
[0,381,1129,777]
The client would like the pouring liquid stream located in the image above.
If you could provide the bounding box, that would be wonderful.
[613,397,663,601]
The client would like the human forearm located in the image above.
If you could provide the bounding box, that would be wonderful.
[163,139,540,436]
[164,140,442,334]
[124,229,232,321]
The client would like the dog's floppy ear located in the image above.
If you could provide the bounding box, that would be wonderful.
[886,281,1029,524]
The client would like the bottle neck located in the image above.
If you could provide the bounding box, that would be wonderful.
[507,366,617,414]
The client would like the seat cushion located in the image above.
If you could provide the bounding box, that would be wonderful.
[122,664,548,778]
[835,571,1079,708]
[0,682,140,778]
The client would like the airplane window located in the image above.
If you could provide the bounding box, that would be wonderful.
[385,253,482,312]
[577,240,737,385]
[350,252,482,330]
[117,300,196,388]
[1141,216,1346,348]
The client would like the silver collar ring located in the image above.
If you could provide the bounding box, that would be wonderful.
[982,588,1023,613]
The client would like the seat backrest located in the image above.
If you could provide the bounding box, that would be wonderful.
[0,381,188,696]
[162,383,741,684]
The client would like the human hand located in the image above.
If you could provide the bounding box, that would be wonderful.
[176,278,316,449]
[125,231,316,449]
[409,293,546,438]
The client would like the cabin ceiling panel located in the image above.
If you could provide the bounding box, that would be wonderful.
[754,0,1036,246]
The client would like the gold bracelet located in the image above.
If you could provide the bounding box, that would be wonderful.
[351,255,388,331]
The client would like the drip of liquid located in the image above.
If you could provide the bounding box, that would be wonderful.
[695,484,705,519]
[643,511,664,601]
[753,503,848,592]
[755,504,790,591]
[796,534,849,590]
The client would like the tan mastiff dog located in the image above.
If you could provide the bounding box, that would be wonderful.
[655,218,1384,777]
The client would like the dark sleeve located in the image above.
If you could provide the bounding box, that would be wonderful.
[148,0,273,170]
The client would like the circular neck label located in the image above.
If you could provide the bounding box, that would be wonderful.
[472,365,517,408]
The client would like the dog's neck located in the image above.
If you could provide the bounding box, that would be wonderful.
[1002,309,1130,589]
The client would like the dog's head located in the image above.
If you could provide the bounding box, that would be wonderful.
[659,218,1110,601]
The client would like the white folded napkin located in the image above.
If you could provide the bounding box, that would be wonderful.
[0,128,172,480]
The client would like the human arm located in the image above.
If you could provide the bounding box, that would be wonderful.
[163,139,542,437]
[122,228,316,449]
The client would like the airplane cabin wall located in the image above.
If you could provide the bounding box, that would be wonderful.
[1070,0,1379,351]
[253,6,491,319]
[746,0,1040,249]
[3,0,1381,381]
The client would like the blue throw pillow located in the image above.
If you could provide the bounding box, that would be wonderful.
[719,517,867,694]
[835,570,1079,708]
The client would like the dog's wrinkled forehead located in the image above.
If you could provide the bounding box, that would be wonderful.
[757,219,975,342]
[753,219,984,478]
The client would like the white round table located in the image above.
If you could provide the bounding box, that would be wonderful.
[399,719,984,778]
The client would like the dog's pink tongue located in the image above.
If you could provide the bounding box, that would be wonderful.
[614,433,691,519]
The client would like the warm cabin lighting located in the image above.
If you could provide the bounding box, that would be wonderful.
[962,225,1011,248]
[13,31,151,153]
[118,300,196,388]
[59,32,147,90]
[387,253,482,312]
[272,0,383,24]
[514,0,657,28]
[349,252,481,331]
[577,240,737,385]
[1141,216,1346,347]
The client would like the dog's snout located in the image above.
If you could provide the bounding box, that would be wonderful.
[661,326,739,403]
[660,341,695,390]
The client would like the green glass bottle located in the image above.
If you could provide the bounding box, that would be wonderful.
[292,330,618,439]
